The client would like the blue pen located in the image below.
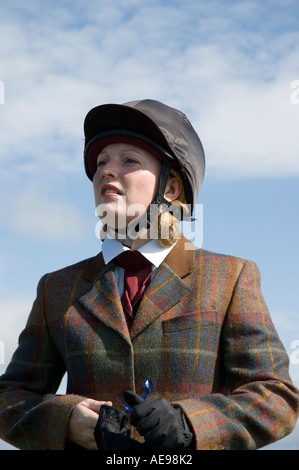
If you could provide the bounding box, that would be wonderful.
[117,379,153,412]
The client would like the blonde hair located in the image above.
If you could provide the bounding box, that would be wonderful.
[157,169,189,247]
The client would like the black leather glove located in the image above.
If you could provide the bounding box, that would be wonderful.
[94,405,147,451]
[123,391,195,451]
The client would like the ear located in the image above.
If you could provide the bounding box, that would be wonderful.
[164,176,182,203]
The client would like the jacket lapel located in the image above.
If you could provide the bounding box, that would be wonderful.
[78,234,196,341]
[79,255,130,342]
[130,235,195,339]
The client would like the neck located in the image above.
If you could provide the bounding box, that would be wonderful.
[106,225,155,250]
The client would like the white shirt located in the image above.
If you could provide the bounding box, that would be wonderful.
[102,235,177,297]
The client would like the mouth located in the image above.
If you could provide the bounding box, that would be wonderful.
[101,184,123,197]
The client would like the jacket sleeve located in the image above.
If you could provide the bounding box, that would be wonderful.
[0,276,85,450]
[176,260,299,450]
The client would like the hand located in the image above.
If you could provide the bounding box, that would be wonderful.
[123,391,195,451]
[67,398,112,450]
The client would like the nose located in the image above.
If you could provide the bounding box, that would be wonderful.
[98,159,119,179]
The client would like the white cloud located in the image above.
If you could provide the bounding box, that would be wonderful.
[9,187,87,240]
[1,0,299,185]
[199,74,299,178]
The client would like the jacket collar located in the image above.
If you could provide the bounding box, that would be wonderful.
[82,233,195,283]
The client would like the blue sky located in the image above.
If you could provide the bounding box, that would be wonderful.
[0,0,299,450]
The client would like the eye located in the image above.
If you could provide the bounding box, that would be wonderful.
[124,157,138,164]
[121,152,141,165]
[96,157,108,168]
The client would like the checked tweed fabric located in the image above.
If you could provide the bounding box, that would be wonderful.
[0,234,298,450]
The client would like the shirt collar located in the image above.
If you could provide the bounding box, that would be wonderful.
[102,235,177,269]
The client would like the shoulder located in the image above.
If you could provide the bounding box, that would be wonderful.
[40,255,100,288]
[194,247,259,280]
[47,256,96,276]
[171,235,259,281]
[195,247,248,264]
[35,255,104,307]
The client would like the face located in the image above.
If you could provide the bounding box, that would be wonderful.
[93,142,162,230]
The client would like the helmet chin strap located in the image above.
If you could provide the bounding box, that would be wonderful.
[120,159,173,249]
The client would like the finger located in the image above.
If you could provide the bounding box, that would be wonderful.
[133,405,160,434]
[68,404,100,449]
[86,440,99,451]
[81,398,113,414]
[75,401,113,434]
[127,398,167,430]
[123,390,144,407]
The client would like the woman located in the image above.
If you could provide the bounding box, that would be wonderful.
[0,99,298,450]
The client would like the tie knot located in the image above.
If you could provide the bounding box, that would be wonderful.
[115,250,152,271]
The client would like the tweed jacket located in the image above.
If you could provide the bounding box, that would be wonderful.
[0,235,298,450]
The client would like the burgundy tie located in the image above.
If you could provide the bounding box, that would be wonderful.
[115,250,152,329]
